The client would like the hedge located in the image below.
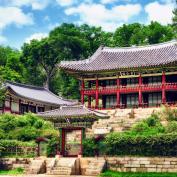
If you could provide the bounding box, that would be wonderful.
[0,140,36,157]
[83,133,177,157]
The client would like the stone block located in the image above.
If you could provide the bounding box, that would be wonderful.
[136,167,147,172]
[140,160,150,165]
[168,169,177,172]
[130,168,137,172]
[163,164,174,169]
[156,168,162,172]
[171,161,177,165]
[161,168,169,172]
[145,164,157,168]
[147,168,157,172]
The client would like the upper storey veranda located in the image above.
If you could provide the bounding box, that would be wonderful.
[59,40,177,78]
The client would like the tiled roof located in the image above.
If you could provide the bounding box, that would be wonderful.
[59,41,177,72]
[38,105,109,119]
[5,81,77,106]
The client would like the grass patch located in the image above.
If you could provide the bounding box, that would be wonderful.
[100,171,177,177]
[0,168,24,175]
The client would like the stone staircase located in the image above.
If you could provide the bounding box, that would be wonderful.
[81,158,106,176]
[91,108,160,135]
[47,158,78,175]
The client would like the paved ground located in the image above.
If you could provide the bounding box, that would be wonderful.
[0,175,94,177]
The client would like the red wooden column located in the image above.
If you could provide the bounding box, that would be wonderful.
[88,96,91,108]
[138,74,142,107]
[116,78,120,108]
[61,129,65,156]
[95,78,99,109]
[162,71,166,104]
[81,80,85,105]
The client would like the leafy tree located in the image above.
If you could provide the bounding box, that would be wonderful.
[113,22,174,47]
[0,46,24,82]
[113,23,147,47]
[145,22,174,44]
[173,0,177,25]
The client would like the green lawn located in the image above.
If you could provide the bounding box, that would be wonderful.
[100,171,177,177]
[0,168,24,175]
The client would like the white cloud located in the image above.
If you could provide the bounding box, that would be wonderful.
[101,0,117,4]
[145,1,174,25]
[25,33,48,43]
[4,0,50,10]
[0,7,33,30]
[100,0,132,4]
[65,3,142,31]
[56,0,77,6]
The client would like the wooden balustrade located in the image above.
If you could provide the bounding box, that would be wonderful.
[83,82,177,95]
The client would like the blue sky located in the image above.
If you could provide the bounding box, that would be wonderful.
[0,0,175,49]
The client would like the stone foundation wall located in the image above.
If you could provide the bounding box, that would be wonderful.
[106,157,177,172]
[0,158,31,170]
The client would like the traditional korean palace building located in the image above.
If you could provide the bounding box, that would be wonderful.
[60,41,177,110]
[38,105,108,157]
[2,81,76,114]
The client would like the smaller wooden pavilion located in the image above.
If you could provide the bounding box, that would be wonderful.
[1,81,77,114]
[38,105,108,157]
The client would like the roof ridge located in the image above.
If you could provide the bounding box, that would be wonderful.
[6,80,45,90]
[60,46,104,66]
[103,40,177,51]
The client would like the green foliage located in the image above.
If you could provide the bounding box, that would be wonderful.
[83,138,96,157]
[160,106,177,121]
[0,46,24,83]
[101,171,177,177]
[0,139,35,148]
[128,114,165,136]
[46,137,59,157]
[104,133,177,156]
[83,108,177,157]
[0,113,58,141]
[0,168,24,175]
[166,121,177,133]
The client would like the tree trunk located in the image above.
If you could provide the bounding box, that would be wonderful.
[44,74,50,90]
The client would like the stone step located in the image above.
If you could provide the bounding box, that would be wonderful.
[50,169,71,174]
[53,167,71,171]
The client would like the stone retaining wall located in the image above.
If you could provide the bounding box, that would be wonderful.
[106,157,177,172]
[0,158,31,170]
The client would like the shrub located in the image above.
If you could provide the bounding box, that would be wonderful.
[0,129,5,139]
[46,138,59,157]
[0,113,58,142]
[83,136,106,157]
[160,106,177,121]
[104,133,177,156]
[0,114,17,132]
[40,129,59,139]
[0,139,36,157]
[83,137,96,157]
[129,115,165,136]
[14,127,39,141]
[166,121,177,133]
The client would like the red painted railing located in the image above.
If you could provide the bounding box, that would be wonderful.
[83,83,177,95]
[88,102,177,110]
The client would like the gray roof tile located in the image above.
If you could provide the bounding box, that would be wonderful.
[59,41,177,72]
[5,81,77,106]
[38,105,109,119]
